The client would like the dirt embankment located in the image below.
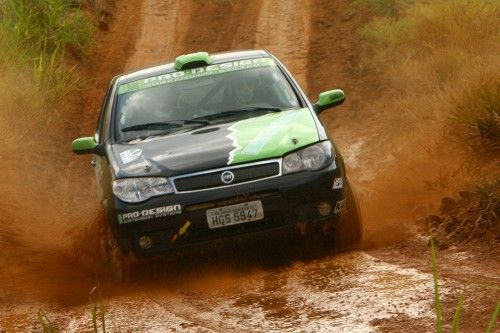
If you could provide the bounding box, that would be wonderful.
[0,0,142,301]
[0,1,498,332]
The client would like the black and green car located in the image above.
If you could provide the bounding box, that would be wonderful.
[72,50,361,269]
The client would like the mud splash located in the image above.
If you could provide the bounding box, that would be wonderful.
[0,251,450,332]
[0,0,141,302]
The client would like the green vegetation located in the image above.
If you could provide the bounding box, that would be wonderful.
[0,0,94,102]
[450,78,500,154]
[0,0,95,160]
[37,309,59,333]
[352,0,415,17]
[474,179,500,225]
[355,0,500,155]
[429,232,499,333]
[37,285,107,332]
[486,303,500,333]
[357,1,499,330]
[429,234,443,332]
[89,282,107,333]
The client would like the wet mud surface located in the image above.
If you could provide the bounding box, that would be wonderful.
[0,0,498,332]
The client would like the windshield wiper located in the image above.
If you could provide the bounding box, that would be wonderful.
[121,119,210,132]
[193,107,283,121]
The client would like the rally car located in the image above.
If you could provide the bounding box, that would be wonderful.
[72,50,362,277]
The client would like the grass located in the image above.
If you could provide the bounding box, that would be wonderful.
[429,230,499,332]
[474,179,500,226]
[356,0,500,156]
[449,78,500,154]
[0,0,96,159]
[429,233,443,332]
[486,303,500,333]
[89,276,107,333]
[37,284,107,332]
[0,0,94,102]
[0,0,93,58]
[351,0,415,17]
[37,309,59,333]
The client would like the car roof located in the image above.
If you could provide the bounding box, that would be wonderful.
[116,50,271,85]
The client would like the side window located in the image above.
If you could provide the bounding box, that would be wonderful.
[96,83,114,144]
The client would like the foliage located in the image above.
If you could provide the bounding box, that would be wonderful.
[351,0,415,17]
[357,0,500,156]
[0,0,94,101]
[449,78,500,153]
[0,0,93,58]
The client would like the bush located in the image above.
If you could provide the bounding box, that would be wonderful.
[449,77,500,153]
[0,0,94,101]
[358,0,500,156]
[351,0,415,17]
[0,0,93,58]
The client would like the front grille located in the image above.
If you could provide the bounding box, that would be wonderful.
[174,162,280,192]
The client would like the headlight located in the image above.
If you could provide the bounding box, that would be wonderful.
[282,141,334,174]
[113,177,174,203]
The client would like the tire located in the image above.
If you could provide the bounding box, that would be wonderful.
[100,222,129,282]
[334,179,363,250]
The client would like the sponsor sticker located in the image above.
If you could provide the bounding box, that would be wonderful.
[171,220,191,244]
[118,204,182,224]
[334,199,345,214]
[119,148,143,164]
[332,177,343,189]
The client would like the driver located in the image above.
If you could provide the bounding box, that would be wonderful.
[227,70,261,108]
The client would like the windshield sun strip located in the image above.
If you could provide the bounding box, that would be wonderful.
[117,57,276,95]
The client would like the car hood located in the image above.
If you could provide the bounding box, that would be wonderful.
[110,108,320,178]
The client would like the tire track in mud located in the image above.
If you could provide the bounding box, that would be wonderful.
[254,1,311,91]
[125,0,261,70]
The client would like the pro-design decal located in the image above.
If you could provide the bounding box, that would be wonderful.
[118,204,182,224]
[226,108,319,165]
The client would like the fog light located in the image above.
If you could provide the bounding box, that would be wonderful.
[138,235,153,249]
[317,202,332,216]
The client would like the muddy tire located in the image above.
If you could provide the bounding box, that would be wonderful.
[100,223,129,282]
[334,179,363,250]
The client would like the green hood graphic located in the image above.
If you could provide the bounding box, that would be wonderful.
[227,108,319,165]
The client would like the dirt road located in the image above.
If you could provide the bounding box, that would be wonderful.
[0,1,498,332]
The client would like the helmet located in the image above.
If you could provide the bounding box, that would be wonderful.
[228,70,261,106]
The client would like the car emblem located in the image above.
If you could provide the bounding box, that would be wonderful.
[221,171,235,184]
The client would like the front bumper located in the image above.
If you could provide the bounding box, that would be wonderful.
[105,157,346,257]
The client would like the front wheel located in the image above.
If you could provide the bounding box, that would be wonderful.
[333,179,363,250]
[100,223,130,282]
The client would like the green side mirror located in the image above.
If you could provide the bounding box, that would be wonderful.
[72,137,100,155]
[314,89,345,114]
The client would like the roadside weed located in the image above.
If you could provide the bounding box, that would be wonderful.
[429,232,443,333]
[429,229,499,332]
[485,303,500,333]
[37,309,59,333]
[0,0,93,101]
[89,281,107,333]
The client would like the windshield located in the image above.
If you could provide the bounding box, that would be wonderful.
[114,58,301,142]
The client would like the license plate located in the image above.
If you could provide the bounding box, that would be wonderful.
[206,200,264,229]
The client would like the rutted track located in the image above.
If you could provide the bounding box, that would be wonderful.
[0,1,498,332]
